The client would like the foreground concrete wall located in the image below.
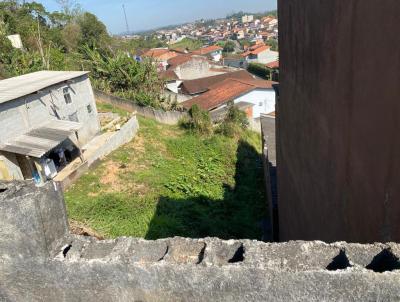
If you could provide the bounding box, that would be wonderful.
[1,180,400,301]
[277,0,400,242]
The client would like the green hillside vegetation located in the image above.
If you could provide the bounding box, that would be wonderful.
[170,37,204,51]
[65,115,266,240]
[0,1,171,109]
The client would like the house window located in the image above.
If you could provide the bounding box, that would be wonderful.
[87,104,92,114]
[63,87,72,104]
[68,112,79,122]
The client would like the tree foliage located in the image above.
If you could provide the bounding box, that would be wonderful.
[217,104,249,138]
[0,1,170,110]
[180,105,213,136]
[83,46,169,110]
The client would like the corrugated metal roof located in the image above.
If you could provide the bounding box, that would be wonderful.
[0,119,82,158]
[0,70,89,104]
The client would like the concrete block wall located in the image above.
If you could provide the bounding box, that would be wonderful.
[87,115,139,166]
[1,180,400,301]
[95,90,189,125]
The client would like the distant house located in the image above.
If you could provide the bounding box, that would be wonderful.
[181,78,277,119]
[242,15,254,24]
[160,54,225,81]
[0,71,100,184]
[142,48,178,70]
[179,70,255,96]
[262,16,278,30]
[192,45,223,62]
[242,43,279,65]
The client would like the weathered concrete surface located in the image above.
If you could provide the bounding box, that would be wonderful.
[1,181,400,301]
[277,0,400,242]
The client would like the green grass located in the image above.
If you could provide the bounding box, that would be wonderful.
[96,102,131,118]
[65,116,266,240]
[169,38,204,51]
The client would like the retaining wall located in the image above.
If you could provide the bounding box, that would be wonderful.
[95,89,189,125]
[57,115,139,190]
[1,180,400,301]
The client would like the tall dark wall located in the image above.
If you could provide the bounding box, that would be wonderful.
[277,0,400,243]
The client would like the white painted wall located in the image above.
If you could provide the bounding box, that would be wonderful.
[233,89,276,119]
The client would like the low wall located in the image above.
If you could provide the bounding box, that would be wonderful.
[58,116,139,190]
[87,116,139,166]
[95,89,189,125]
[1,180,400,302]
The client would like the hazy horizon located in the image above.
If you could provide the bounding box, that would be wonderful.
[38,0,277,34]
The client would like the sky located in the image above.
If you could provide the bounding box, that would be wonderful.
[38,0,277,34]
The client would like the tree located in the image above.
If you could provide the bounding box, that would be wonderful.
[61,22,81,51]
[77,12,109,48]
[223,41,235,53]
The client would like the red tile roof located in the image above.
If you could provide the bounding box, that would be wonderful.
[167,54,207,68]
[143,48,177,60]
[192,45,223,55]
[158,69,179,81]
[181,70,255,95]
[181,78,276,111]
[242,44,271,57]
[266,61,279,69]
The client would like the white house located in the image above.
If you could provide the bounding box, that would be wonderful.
[242,44,279,65]
[0,71,100,184]
[181,78,277,120]
[192,45,223,62]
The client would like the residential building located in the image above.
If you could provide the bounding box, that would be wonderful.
[242,43,279,64]
[0,71,100,184]
[161,54,225,81]
[192,45,223,62]
[181,78,276,119]
[242,15,254,24]
[179,70,255,96]
[142,48,178,70]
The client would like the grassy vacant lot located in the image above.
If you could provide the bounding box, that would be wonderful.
[65,115,266,240]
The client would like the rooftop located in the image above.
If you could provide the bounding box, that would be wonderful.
[180,70,255,95]
[0,70,89,104]
[182,78,276,111]
[192,45,223,55]
[0,119,82,158]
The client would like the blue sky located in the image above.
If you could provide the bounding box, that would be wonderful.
[39,0,277,34]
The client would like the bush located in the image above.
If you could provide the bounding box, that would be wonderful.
[247,62,271,79]
[217,104,249,138]
[179,105,213,136]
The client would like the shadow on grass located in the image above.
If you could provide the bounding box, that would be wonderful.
[145,139,268,241]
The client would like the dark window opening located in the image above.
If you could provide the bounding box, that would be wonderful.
[87,104,92,114]
[63,87,72,104]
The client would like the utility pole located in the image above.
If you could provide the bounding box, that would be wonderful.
[122,4,130,34]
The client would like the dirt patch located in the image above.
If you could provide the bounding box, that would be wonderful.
[100,161,121,190]
[99,160,150,195]
[69,220,104,240]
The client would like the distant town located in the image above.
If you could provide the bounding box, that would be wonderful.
[121,11,279,71]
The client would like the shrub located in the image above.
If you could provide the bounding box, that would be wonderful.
[180,105,213,136]
[217,104,249,138]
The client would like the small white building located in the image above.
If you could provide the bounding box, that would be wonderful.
[181,78,277,120]
[192,45,223,62]
[242,15,254,24]
[0,71,100,184]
